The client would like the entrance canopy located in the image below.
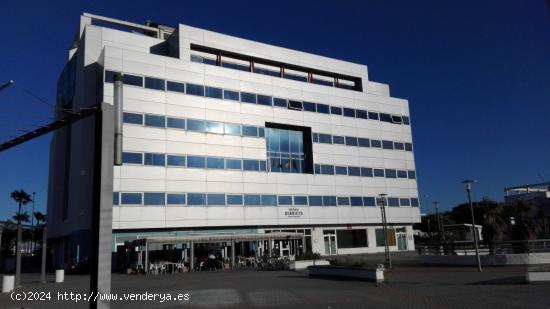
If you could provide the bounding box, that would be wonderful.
[129,232,304,246]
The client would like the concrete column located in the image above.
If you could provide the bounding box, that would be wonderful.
[144,242,148,275]
[231,240,235,268]
[189,242,194,271]
[40,226,47,283]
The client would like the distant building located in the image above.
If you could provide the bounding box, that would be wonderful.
[443,224,482,243]
[504,181,550,235]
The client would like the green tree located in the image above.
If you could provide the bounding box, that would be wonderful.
[481,203,507,254]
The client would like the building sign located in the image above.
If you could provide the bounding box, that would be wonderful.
[283,207,304,218]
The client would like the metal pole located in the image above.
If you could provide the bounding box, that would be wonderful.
[189,242,194,271]
[113,73,123,166]
[464,181,482,272]
[434,201,443,242]
[32,192,35,255]
[379,194,392,269]
[230,240,235,269]
[145,241,149,275]
[15,224,22,287]
[40,226,47,283]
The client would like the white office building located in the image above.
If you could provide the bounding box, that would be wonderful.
[48,13,420,268]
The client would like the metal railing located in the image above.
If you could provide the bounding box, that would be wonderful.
[417,239,550,255]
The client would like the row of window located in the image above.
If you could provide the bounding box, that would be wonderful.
[113,191,419,207]
[123,112,413,153]
[105,70,410,126]
[121,151,416,179]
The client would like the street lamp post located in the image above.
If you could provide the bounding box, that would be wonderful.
[433,201,445,242]
[31,192,36,255]
[378,194,392,269]
[462,180,482,272]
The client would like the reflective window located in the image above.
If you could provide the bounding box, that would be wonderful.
[397,170,408,178]
[144,193,165,205]
[121,193,142,205]
[166,81,185,93]
[405,143,413,152]
[321,164,334,175]
[391,115,403,124]
[258,128,265,138]
[343,108,356,117]
[261,195,277,206]
[358,138,370,147]
[167,194,186,205]
[408,171,416,179]
[206,121,224,134]
[104,70,117,83]
[241,92,257,104]
[345,136,358,146]
[227,195,243,205]
[312,133,319,143]
[356,110,368,119]
[348,166,361,176]
[303,102,316,112]
[403,116,410,125]
[186,83,205,96]
[167,155,186,167]
[273,98,287,108]
[242,126,258,137]
[330,106,342,115]
[144,153,165,166]
[113,192,119,206]
[144,77,165,91]
[335,166,348,175]
[382,140,394,150]
[225,159,242,170]
[244,194,260,206]
[373,168,385,177]
[205,86,223,99]
[317,104,330,114]
[411,198,419,207]
[187,156,206,168]
[309,196,323,206]
[314,164,321,174]
[318,133,332,144]
[167,117,185,129]
[222,123,240,136]
[337,197,350,206]
[188,193,206,206]
[351,197,363,206]
[144,115,165,128]
[371,140,382,148]
[332,135,345,145]
[123,74,143,87]
[385,169,397,178]
[323,196,337,206]
[361,167,373,177]
[368,112,379,120]
[293,196,308,206]
[223,89,240,101]
[257,95,272,106]
[222,60,249,71]
[123,112,143,125]
[379,113,392,123]
[363,197,376,207]
[388,197,400,207]
[243,159,260,171]
[122,152,142,164]
[259,160,267,171]
[400,198,411,207]
[394,142,405,150]
[206,157,224,169]
[278,196,293,205]
[187,119,206,132]
[266,127,305,173]
[207,194,225,206]
[288,100,303,110]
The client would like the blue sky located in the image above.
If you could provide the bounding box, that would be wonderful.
[0,0,549,220]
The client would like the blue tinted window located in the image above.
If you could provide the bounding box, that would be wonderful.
[371,140,382,148]
[167,194,186,205]
[122,152,142,164]
[343,108,355,117]
[397,170,408,178]
[411,198,419,207]
[350,197,363,207]
[408,171,416,179]
[224,123,241,135]
[257,95,272,106]
[243,160,260,171]
[318,134,332,144]
[222,61,249,71]
[123,112,143,125]
[244,194,260,206]
[332,135,345,144]
[207,194,225,206]
[388,197,399,207]
[113,192,119,206]
[123,74,143,87]
[303,102,316,112]
[330,106,342,115]
[348,166,361,176]
[380,113,392,123]
[187,156,206,168]
[278,196,293,205]
[321,164,334,175]
[205,86,223,99]
[188,193,206,206]
[323,196,337,206]
[368,112,379,120]
[358,138,370,147]
[227,195,243,205]
[223,89,240,101]
[242,126,258,137]
[225,159,242,170]
[144,115,165,128]
[187,119,206,132]
[312,133,319,143]
[373,169,385,177]
[104,70,117,83]
[400,198,411,207]
[391,115,403,124]
[356,110,368,119]
[403,116,410,125]
[293,196,308,206]
[284,73,307,82]
[167,117,185,129]
[258,127,265,138]
[382,140,394,150]
[316,104,330,114]
[361,168,373,177]
[241,92,257,104]
[335,166,348,175]
[121,193,142,205]
[207,157,224,169]
[309,196,323,206]
[186,83,205,96]
[259,160,267,171]
[314,164,321,174]
[144,193,165,205]
[144,77,165,90]
[166,81,185,93]
[337,197,350,206]
[167,155,186,167]
[144,153,165,166]
[288,100,303,110]
[261,195,277,206]
[273,98,287,107]
[405,143,413,152]
[345,136,358,146]
[394,142,405,151]
[255,67,280,77]
[206,121,224,134]
[363,197,376,207]
[385,169,397,178]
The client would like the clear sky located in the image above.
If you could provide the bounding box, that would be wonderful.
[0,0,549,220]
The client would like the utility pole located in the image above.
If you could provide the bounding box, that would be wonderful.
[462,180,482,272]
[31,192,36,255]
[378,193,392,269]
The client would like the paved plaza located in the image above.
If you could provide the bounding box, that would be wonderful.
[1,264,548,309]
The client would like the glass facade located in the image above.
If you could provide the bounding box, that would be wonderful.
[265,127,305,173]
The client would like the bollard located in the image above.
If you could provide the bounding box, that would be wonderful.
[55,269,65,283]
[2,275,15,293]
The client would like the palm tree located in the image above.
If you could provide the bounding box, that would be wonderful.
[508,200,541,241]
[12,212,30,224]
[10,189,32,287]
[482,203,507,254]
[34,212,46,226]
